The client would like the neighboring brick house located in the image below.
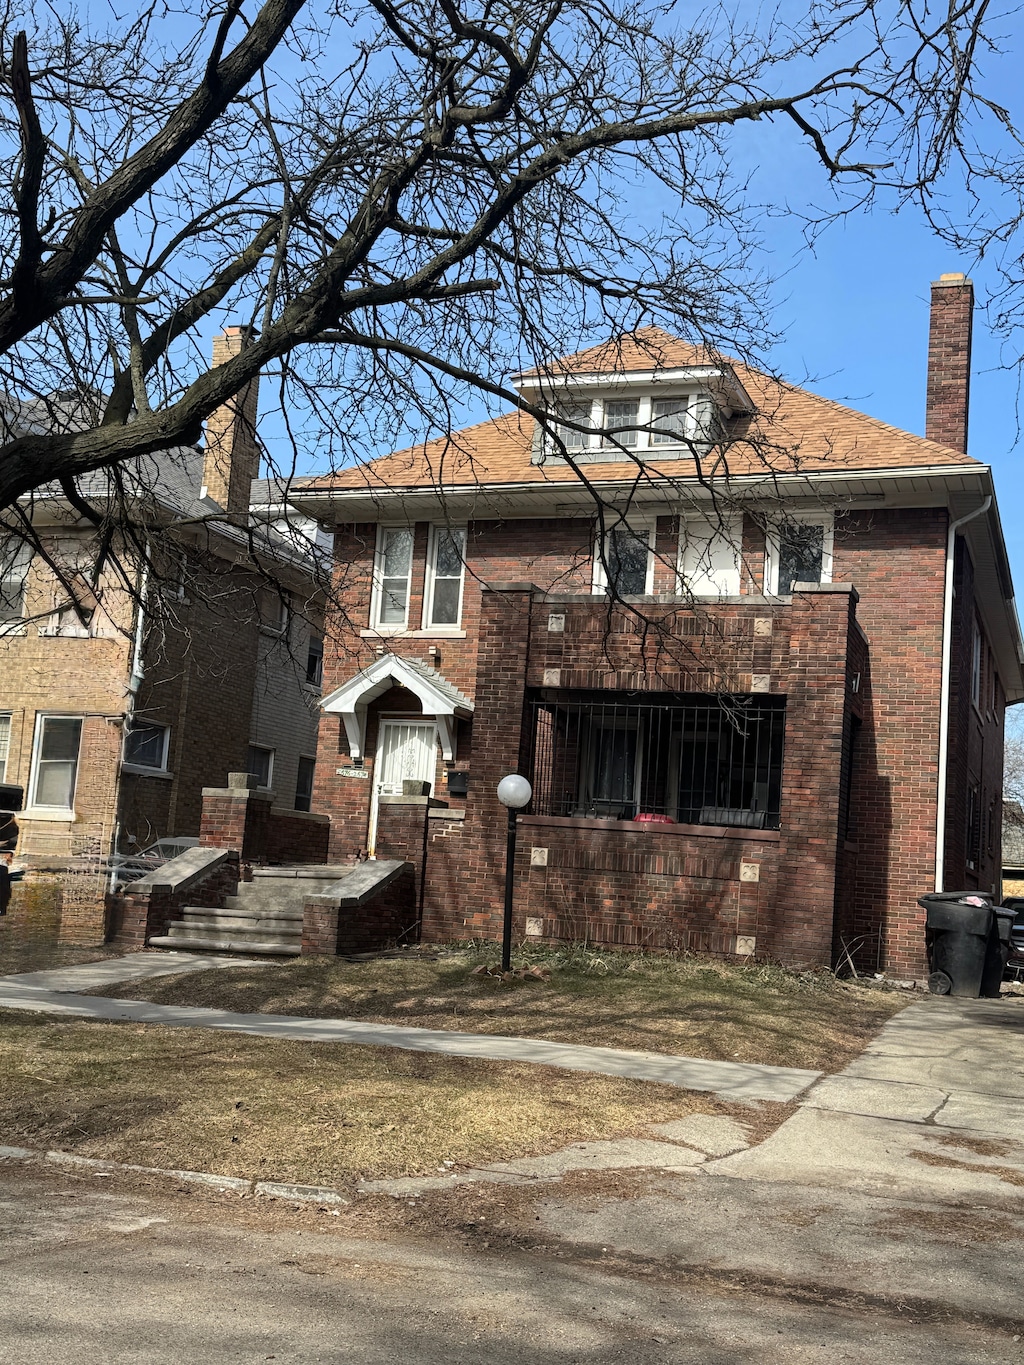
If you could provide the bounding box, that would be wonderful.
[294,274,1021,975]
[0,330,324,938]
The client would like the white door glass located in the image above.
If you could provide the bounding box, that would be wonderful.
[367,721,437,855]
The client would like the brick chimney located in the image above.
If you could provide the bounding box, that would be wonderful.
[201,326,260,520]
[925,273,974,453]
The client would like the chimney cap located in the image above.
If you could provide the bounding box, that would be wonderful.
[934,272,972,286]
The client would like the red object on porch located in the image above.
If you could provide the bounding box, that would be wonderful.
[633,813,674,825]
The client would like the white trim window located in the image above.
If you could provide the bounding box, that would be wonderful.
[371,525,415,628]
[593,522,655,597]
[247,744,274,788]
[678,515,741,598]
[423,525,466,629]
[0,537,31,625]
[123,720,170,772]
[765,515,834,595]
[0,713,10,782]
[28,715,83,812]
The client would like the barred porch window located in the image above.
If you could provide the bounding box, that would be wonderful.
[526,691,785,829]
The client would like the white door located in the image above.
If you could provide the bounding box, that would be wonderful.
[367,720,437,856]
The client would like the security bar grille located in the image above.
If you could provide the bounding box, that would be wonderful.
[526,691,785,829]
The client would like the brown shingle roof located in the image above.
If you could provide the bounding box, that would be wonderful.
[299,326,979,494]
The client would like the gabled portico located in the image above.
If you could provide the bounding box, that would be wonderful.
[319,654,473,764]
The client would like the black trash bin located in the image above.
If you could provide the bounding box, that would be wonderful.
[918,892,994,997]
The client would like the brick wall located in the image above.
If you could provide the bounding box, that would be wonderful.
[199,786,330,864]
[301,862,417,954]
[111,851,240,950]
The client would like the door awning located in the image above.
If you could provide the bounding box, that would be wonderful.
[320,654,474,763]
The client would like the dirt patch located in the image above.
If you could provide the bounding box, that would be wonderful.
[87,946,907,1073]
[935,1133,1016,1159]
[873,1206,1024,1245]
[910,1149,1024,1189]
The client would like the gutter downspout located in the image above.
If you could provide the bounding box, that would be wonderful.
[109,556,150,895]
[935,496,991,892]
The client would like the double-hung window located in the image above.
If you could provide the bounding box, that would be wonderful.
[123,721,170,771]
[0,537,31,625]
[767,515,834,595]
[295,756,316,812]
[0,714,10,782]
[424,526,466,628]
[372,526,414,628]
[306,635,324,688]
[593,523,655,597]
[678,516,741,597]
[247,744,274,788]
[602,400,640,449]
[554,401,593,451]
[650,397,690,444]
[29,716,83,811]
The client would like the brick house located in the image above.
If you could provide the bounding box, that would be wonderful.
[0,330,325,939]
[295,275,1021,975]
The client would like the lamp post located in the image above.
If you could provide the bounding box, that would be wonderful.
[496,773,532,973]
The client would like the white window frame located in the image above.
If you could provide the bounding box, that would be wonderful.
[257,588,290,638]
[370,524,416,632]
[677,514,742,598]
[0,537,32,632]
[122,720,171,774]
[0,713,10,783]
[764,514,834,596]
[27,714,83,814]
[247,744,275,789]
[543,391,718,463]
[422,524,467,630]
[592,521,656,597]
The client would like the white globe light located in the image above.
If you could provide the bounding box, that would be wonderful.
[497,773,533,808]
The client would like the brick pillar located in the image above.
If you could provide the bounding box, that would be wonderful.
[199,776,274,861]
[202,326,261,521]
[428,583,536,941]
[772,586,857,967]
[925,273,973,453]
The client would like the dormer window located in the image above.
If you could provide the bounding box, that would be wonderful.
[538,390,721,463]
[650,397,689,444]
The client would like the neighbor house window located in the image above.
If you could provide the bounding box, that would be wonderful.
[29,715,83,811]
[966,784,981,871]
[305,635,324,688]
[0,537,31,623]
[123,721,170,771]
[0,714,10,782]
[527,693,785,829]
[372,526,414,627]
[593,523,654,597]
[678,516,741,597]
[295,756,316,812]
[768,517,833,594]
[424,526,466,628]
[247,744,274,788]
[971,620,982,709]
[258,588,289,635]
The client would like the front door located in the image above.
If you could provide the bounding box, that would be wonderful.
[367,719,437,856]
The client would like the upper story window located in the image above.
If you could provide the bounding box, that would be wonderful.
[766,515,834,595]
[28,715,83,811]
[258,587,289,637]
[545,391,719,463]
[678,515,741,598]
[0,537,31,626]
[423,526,466,628]
[593,523,655,597]
[372,526,414,628]
[0,714,10,782]
[971,619,983,709]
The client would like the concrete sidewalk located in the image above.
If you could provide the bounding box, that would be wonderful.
[0,954,820,1103]
[709,993,1024,1202]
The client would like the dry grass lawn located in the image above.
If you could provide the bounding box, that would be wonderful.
[0,1010,716,1188]
[91,946,908,1073]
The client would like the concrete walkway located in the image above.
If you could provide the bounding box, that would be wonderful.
[0,953,820,1103]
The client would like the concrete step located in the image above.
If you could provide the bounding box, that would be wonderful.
[184,904,303,923]
[164,921,301,947]
[148,934,299,956]
[179,911,302,932]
